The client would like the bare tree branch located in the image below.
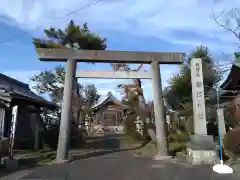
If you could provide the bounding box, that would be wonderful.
[212,9,240,43]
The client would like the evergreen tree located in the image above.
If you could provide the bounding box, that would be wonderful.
[31,20,105,125]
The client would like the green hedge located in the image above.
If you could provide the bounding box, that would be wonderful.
[168,131,189,154]
[169,132,189,142]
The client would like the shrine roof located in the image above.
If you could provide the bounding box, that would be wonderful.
[220,64,240,91]
[91,92,129,110]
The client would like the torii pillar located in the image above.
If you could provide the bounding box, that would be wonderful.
[151,61,168,156]
[56,59,77,162]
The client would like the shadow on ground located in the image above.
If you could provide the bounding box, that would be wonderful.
[0,133,146,179]
[0,160,41,178]
[21,149,240,180]
[70,133,147,160]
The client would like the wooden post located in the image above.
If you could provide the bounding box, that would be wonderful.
[115,113,118,126]
[34,107,42,150]
[34,113,40,150]
[9,106,18,159]
[56,59,77,162]
[150,61,167,156]
[0,108,6,137]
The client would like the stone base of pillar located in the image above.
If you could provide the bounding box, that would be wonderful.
[52,158,72,164]
[187,135,219,165]
[153,154,172,161]
[4,158,19,171]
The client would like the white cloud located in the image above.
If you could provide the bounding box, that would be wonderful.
[0,0,240,50]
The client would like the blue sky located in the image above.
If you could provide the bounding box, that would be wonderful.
[0,0,240,101]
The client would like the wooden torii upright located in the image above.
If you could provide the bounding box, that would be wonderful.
[35,48,184,162]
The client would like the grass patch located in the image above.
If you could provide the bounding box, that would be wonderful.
[20,145,56,166]
[168,142,187,151]
[38,152,56,165]
[122,135,142,144]
[134,141,157,157]
[168,132,189,155]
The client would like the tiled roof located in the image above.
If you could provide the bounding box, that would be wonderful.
[91,92,129,110]
[220,64,240,91]
[0,73,56,108]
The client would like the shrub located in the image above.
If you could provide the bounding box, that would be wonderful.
[124,114,136,133]
[169,132,189,142]
[168,131,189,154]
[43,124,85,149]
[223,127,240,159]
[168,142,186,153]
[44,125,59,149]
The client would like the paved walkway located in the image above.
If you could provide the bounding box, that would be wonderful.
[1,134,240,180]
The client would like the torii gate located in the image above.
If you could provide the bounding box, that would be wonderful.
[36,48,184,162]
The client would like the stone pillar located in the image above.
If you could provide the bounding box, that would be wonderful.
[135,116,143,135]
[187,58,217,165]
[56,59,77,162]
[150,61,167,157]
[190,59,207,135]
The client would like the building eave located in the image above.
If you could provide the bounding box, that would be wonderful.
[91,92,129,110]
[220,64,240,90]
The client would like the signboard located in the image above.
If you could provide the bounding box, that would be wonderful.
[190,58,207,135]
[217,108,226,135]
[9,105,18,158]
